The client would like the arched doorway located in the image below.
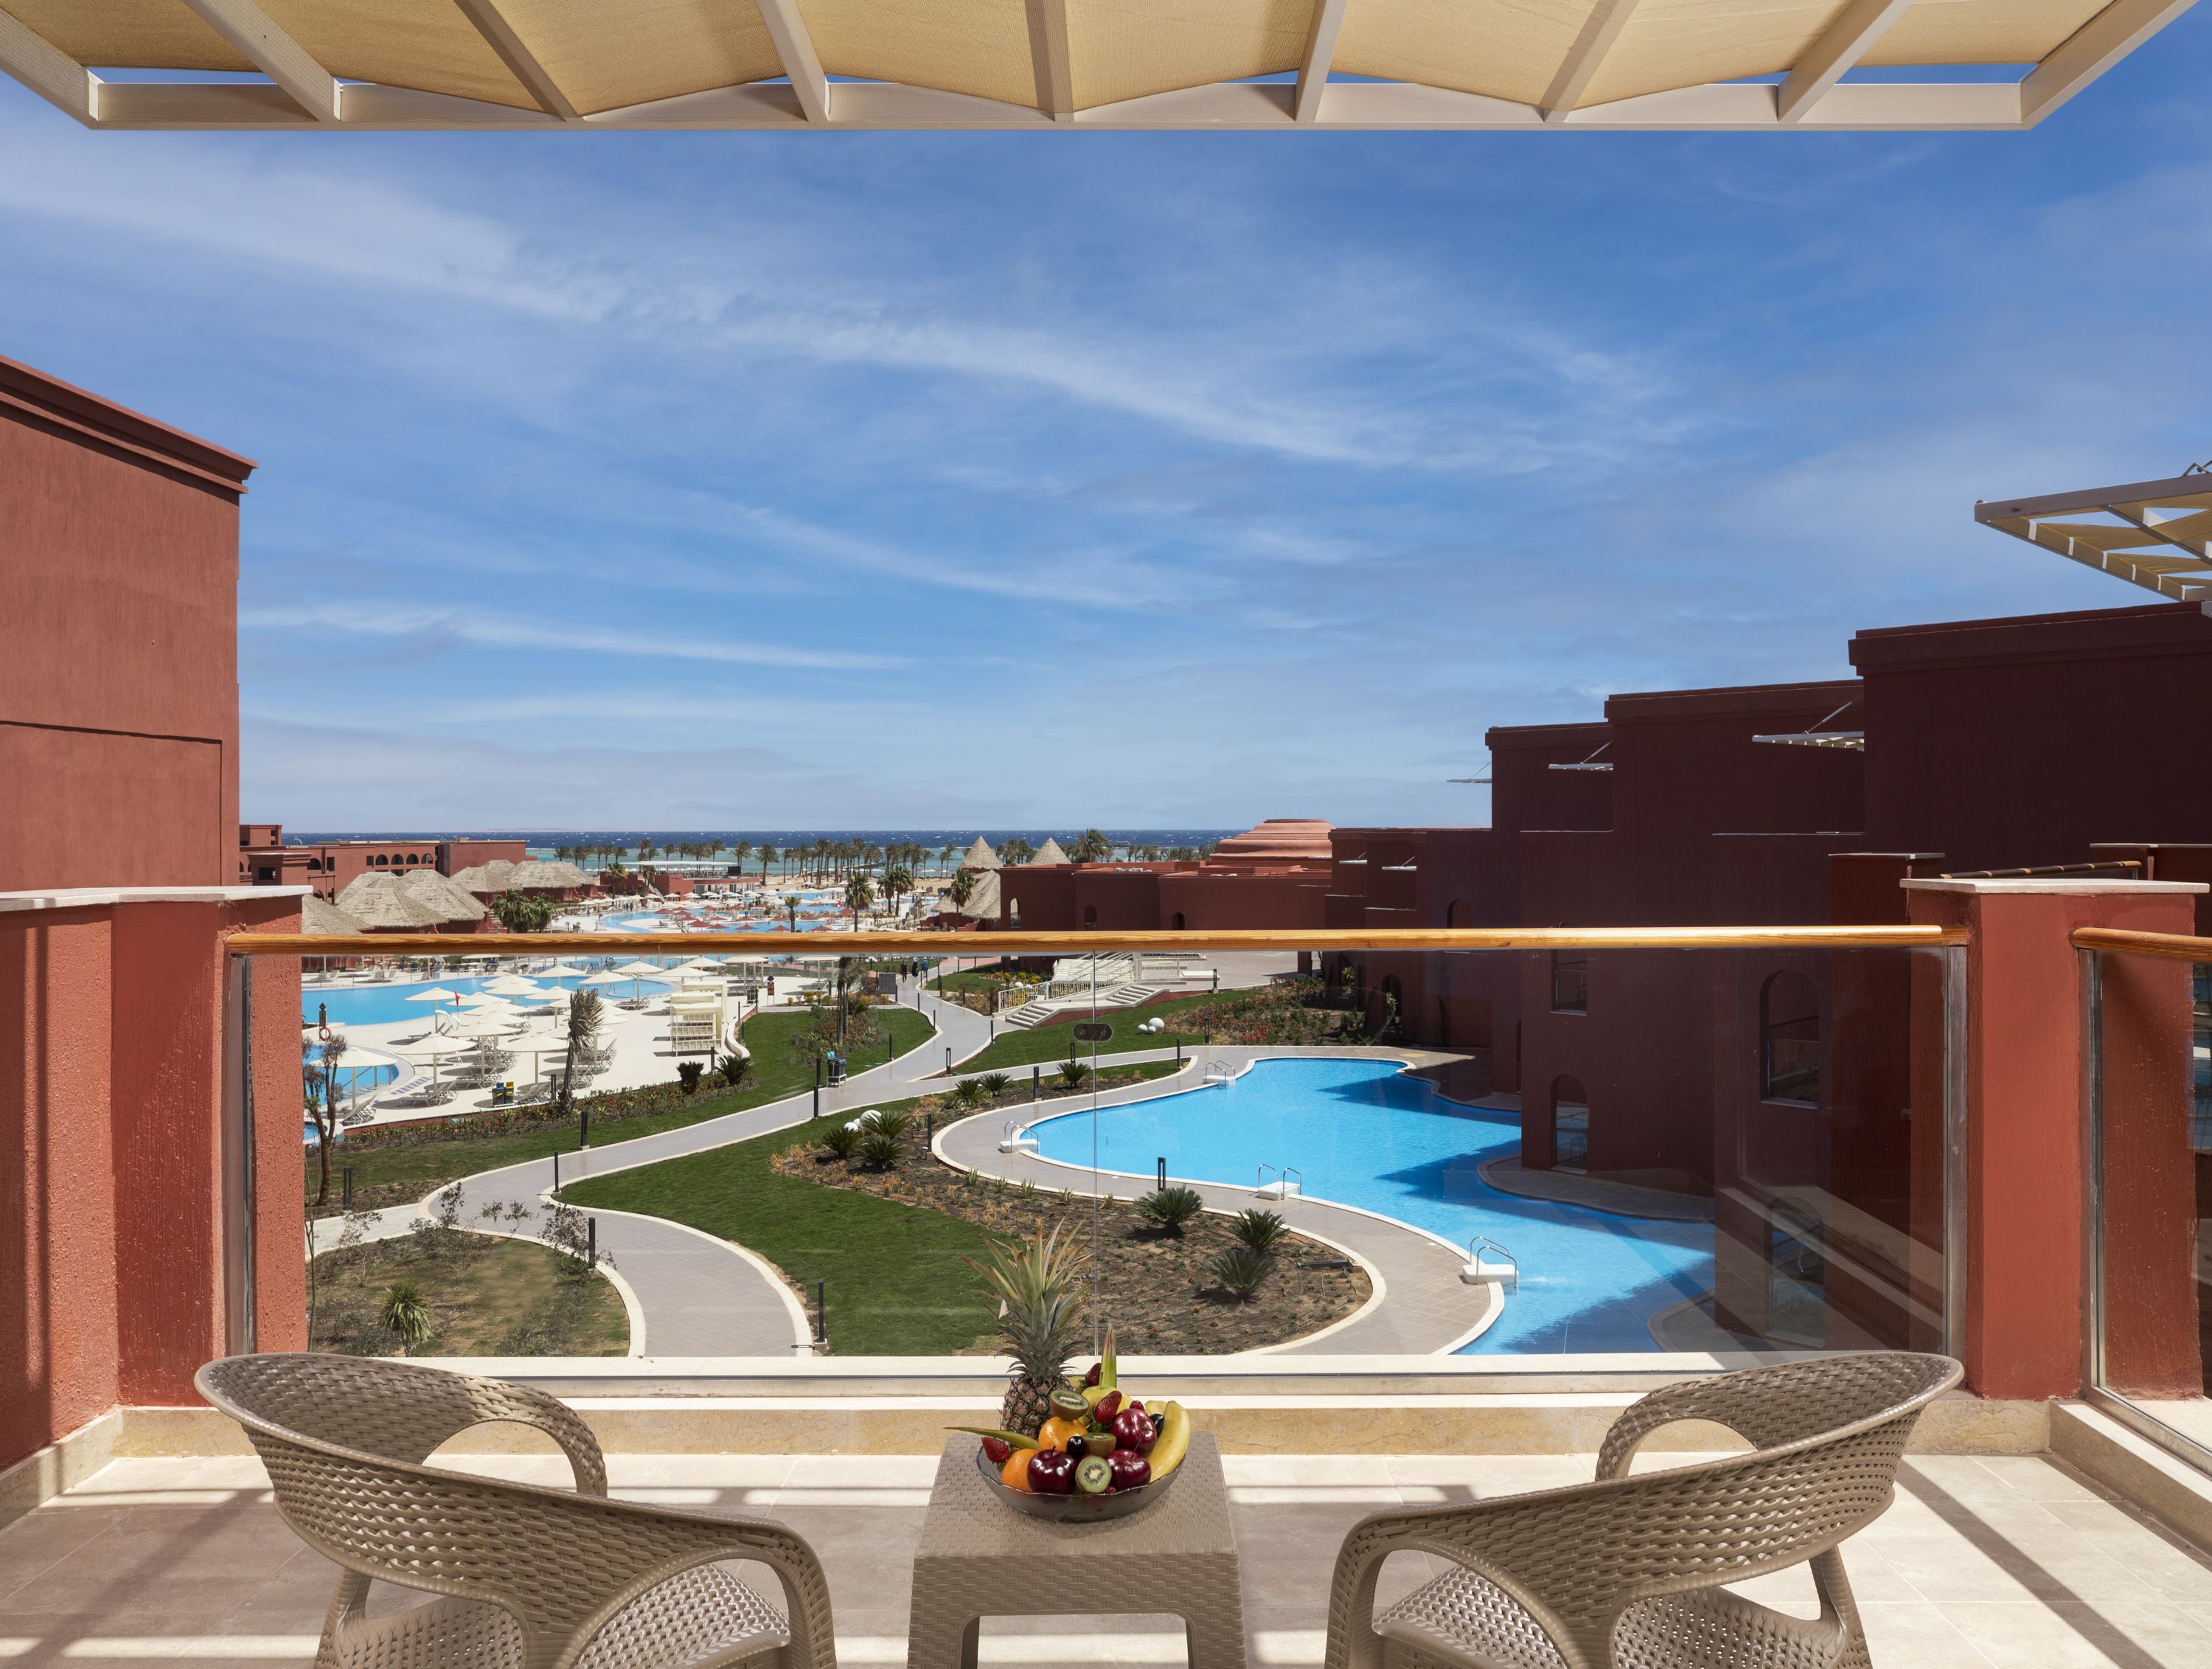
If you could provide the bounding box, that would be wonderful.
[1761,970,1820,1104]
[1446,898,1471,927]
[1170,912,1186,931]
[1551,1075,1589,1172]
[1082,904,1099,929]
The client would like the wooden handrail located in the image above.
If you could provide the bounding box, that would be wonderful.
[225,925,1966,957]
[2071,926,2212,964]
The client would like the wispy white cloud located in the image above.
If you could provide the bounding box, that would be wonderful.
[240,605,904,671]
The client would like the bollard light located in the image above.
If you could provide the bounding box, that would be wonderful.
[588,1218,597,1268]
[341,1165,354,1208]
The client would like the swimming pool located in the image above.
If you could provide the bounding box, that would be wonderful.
[1029,1057,1712,1354]
[304,974,670,1027]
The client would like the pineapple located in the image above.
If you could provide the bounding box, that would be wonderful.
[969,1221,1089,1438]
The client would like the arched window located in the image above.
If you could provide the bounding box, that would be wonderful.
[1008,898,1021,928]
[1171,912,1186,931]
[372,854,386,866]
[1082,904,1099,929]
[1447,898,1471,928]
[1761,971,1821,1105]
[1552,1075,1589,1172]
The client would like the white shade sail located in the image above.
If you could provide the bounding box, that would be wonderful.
[0,1,2184,134]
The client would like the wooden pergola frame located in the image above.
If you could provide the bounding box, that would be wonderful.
[0,0,2194,133]
[1976,469,2212,607]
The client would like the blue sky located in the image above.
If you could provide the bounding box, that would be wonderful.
[4,26,2210,832]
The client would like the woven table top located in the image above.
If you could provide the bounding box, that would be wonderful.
[916,1433,1237,1561]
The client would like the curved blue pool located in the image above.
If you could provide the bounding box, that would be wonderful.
[1029,1057,1712,1354]
[304,974,669,1027]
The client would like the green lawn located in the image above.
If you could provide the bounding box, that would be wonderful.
[950,988,1225,1073]
[560,1120,1001,1356]
[309,1005,935,1216]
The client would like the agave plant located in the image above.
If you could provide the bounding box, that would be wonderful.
[859,1131,902,1170]
[1231,1209,1288,1255]
[869,1107,912,1141]
[1057,1060,1091,1090]
[819,1123,861,1160]
[951,1077,988,1107]
[967,1222,1090,1437]
[977,1072,1012,1098]
[1205,1245,1274,1300]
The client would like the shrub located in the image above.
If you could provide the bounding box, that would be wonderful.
[716,1050,750,1088]
[1135,1185,1203,1237]
[1231,1210,1287,1254]
[819,1123,861,1160]
[951,1077,988,1107]
[869,1107,912,1141]
[1205,1245,1274,1300]
[1057,1061,1091,1090]
[676,1061,705,1094]
[859,1131,903,1170]
[977,1072,1011,1098]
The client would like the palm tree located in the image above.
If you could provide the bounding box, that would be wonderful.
[782,893,801,931]
[731,840,753,879]
[382,1282,433,1356]
[844,872,876,926]
[554,988,604,1123]
[947,869,976,914]
[1072,828,1113,864]
[883,864,913,920]
[757,844,778,886]
[938,844,957,877]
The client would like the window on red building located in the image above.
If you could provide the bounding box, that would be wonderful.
[1550,951,1587,1013]
[1761,971,1820,1106]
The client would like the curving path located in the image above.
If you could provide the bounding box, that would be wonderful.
[930,1045,1501,1355]
[332,978,995,1356]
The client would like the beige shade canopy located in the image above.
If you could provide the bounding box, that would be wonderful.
[1975,469,2212,606]
[0,0,2184,133]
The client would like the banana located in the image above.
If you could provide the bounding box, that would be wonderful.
[1147,1401,1191,1481]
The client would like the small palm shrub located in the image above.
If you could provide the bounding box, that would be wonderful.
[676,1061,705,1094]
[978,1072,1012,1098]
[1231,1210,1287,1254]
[1206,1245,1274,1300]
[1135,1185,1204,1237]
[381,1281,433,1353]
[951,1077,988,1107]
[1057,1061,1091,1090]
[869,1107,912,1141]
[716,1050,750,1088]
[819,1123,861,1160]
[859,1130,903,1170]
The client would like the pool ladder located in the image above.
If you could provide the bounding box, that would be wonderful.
[1256,1165,1303,1200]
[998,1120,1038,1154]
[1461,1235,1518,1291]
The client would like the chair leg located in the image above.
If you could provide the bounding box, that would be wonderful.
[1810,1547,1869,1669]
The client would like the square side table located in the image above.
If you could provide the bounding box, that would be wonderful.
[905,1432,1245,1669]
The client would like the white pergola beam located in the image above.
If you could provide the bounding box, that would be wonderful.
[2020,0,2199,125]
[451,0,578,120]
[1026,0,1073,120]
[1295,0,1351,124]
[752,0,830,123]
[78,73,2030,133]
[175,0,340,122]
[0,10,94,124]
[1540,0,1641,121]
[1776,0,1914,122]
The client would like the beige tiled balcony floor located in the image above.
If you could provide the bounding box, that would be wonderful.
[4,1450,2211,1668]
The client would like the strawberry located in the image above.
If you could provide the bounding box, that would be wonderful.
[981,1436,1012,1465]
[1095,1389,1123,1421]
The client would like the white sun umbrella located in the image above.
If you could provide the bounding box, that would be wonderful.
[484,974,544,997]
[457,990,513,1008]
[612,959,667,1002]
[536,962,588,982]
[404,986,462,1007]
[394,1030,472,1094]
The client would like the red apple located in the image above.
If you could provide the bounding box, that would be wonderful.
[1111,1408,1156,1454]
[1108,1451,1151,1491]
[1028,1450,1077,1494]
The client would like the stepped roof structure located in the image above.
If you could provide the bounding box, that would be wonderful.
[300,894,364,935]
[1210,818,1335,866]
[451,857,591,894]
[334,872,451,929]
[0,1,2180,134]
[400,867,490,923]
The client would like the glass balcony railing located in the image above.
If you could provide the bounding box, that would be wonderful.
[2080,926,2212,1470]
[228,924,1966,1371]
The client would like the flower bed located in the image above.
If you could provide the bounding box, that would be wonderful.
[766,1092,1371,1354]
[1147,977,1371,1048]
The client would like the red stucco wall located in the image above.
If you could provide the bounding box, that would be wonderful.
[0,358,254,894]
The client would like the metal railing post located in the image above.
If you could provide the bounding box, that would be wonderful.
[220,953,257,1355]
[2081,946,2106,1392]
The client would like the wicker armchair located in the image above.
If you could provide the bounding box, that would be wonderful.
[195,1354,838,1669]
[1324,1351,1961,1669]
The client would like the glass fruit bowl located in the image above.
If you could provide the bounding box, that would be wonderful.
[973,1439,1183,1522]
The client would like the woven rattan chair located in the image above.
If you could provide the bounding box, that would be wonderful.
[196,1354,838,1669]
[1324,1351,1961,1669]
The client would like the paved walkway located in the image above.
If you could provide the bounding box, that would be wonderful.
[931,1046,1501,1354]
[333,982,995,1357]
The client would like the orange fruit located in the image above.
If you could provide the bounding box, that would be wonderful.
[1036,1417,1081,1454]
[1001,1448,1038,1491]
